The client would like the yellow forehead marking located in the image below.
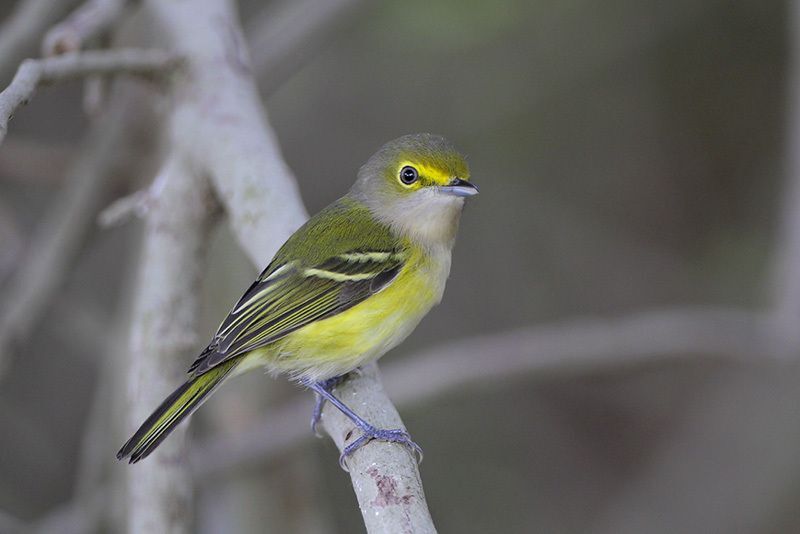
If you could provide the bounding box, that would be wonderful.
[397,160,459,186]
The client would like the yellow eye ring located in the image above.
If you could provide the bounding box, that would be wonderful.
[399,165,418,185]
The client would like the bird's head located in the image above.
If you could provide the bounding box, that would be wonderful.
[351,133,477,246]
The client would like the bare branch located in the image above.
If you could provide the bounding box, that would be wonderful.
[0,96,141,374]
[189,306,784,477]
[141,2,436,531]
[97,188,151,227]
[593,3,800,531]
[42,0,131,56]
[318,363,436,533]
[771,0,800,333]
[246,0,366,94]
[124,155,216,534]
[0,0,78,82]
[34,304,783,532]
[146,0,308,265]
[0,48,179,146]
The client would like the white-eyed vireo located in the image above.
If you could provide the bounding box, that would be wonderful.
[117,133,478,467]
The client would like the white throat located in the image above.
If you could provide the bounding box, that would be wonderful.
[369,188,464,248]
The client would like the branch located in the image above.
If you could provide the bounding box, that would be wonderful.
[141,1,436,531]
[190,306,783,477]
[42,0,132,56]
[146,0,308,265]
[33,305,788,531]
[246,0,366,95]
[0,0,78,82]
[0,48,179,146]
[0,93,143,375]
[318,363,436,533]
[592,3,800,531]
[123,155,215,534]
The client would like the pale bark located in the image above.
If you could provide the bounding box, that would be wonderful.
[0,47,178,146]
[42,0,131,56]
[124,155,215,534]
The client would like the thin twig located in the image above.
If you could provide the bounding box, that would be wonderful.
[0,48,179,146]
[246,0,366,95]
[42,0,132,56]
[0,0,78,83]
[97,188,151,227]
[0,95,141,375]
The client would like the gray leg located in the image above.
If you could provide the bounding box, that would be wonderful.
[310,375,347,436]
[304,377,423,469]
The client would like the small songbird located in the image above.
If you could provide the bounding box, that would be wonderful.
[117,133,478,466]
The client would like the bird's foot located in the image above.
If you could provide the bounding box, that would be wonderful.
[304,375,423,471]
[339,423,423,470]
[309,375,348,436]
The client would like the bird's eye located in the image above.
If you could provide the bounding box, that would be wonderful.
[399,166,418,185]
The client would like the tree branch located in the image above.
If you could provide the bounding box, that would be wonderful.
[42,0,132,56]
[318,363,436,533]
[0,47,178,146]
[124,154,215,534]
[591,2,800,530]
[140,2,436,531]
[0,0,78,83]
[145,0,308,265]
[0,93,144,375]
[34,304,788,532]
[189,306,785,477]
[246,0,366,95]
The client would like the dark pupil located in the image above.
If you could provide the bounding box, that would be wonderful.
[401,167,417,183]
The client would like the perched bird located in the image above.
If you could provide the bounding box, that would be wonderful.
[117,133,478,466]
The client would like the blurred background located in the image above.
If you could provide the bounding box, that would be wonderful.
[0,0,797,532]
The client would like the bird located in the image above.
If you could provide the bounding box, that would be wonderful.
[117,133,478,467]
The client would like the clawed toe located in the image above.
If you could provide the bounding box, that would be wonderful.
[304,377,423,470]
[338,425,423,470]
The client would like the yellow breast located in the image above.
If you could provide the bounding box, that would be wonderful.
[259,245,451,381]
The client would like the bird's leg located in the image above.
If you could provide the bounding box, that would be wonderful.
[304,377,422,471]
[309,374,347,436]
[304,378,423,470]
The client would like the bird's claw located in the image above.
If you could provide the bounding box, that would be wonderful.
[338,425,424,471]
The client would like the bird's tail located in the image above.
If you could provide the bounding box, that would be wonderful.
[117,359,239,463]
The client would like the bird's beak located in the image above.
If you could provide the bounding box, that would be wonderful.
[438,178,479,198]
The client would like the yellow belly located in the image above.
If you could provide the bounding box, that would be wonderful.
[248,246,451,381]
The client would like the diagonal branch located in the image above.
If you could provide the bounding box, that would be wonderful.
[0,91,147,375]
[0,48,179,146]
[42,0,132,56]
[246,0,366,95]
[0,0,79,82]
[189,306,784,478]
[142,1,437,531]
[33,305,787,532]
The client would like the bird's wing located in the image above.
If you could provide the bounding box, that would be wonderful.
[189,198,405,375]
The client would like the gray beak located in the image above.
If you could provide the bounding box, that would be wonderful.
[438,178,479,198]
